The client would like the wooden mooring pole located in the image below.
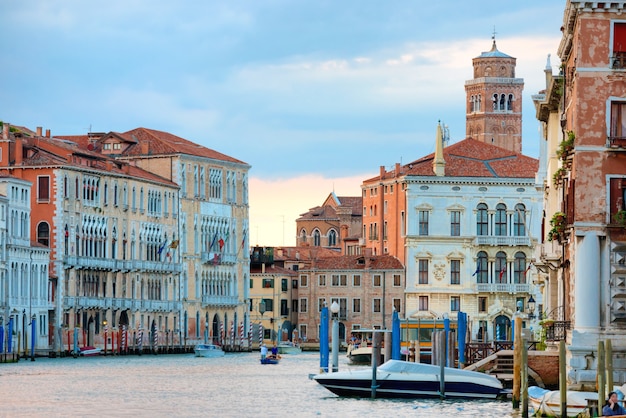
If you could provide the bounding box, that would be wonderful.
[560,340,567,418]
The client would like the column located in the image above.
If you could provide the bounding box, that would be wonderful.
[575,233,600,329]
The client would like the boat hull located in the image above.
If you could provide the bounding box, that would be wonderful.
[313,360,503,400]
[277,343,301,354]
[194,344,225,358]
[260,357,280,365]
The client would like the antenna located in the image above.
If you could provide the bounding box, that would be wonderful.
[492,26,497,41]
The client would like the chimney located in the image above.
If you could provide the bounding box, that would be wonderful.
[14,136,23,165]
[2,123,8,140]
[45,129,51,138]
[36,127,42,136]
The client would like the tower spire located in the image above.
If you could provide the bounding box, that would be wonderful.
[433,121,446,176]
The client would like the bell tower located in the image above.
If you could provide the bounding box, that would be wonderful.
[465,39,524,153]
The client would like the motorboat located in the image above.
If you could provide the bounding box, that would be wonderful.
[346,345,373,365]
[75,346,102,357]
[528,386,599,417]
[194,344,225,358]
[312,359,504,399]
[260,355,280,365]
[277,341,302,354]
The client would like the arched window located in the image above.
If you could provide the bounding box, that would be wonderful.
[37,222,50,247]
[477,94,481,111]
[499,94,506,111]
[495,251,507,283]
[328,230,337,247]
[313,230,321,247]
[300,229,307,244]
[514,203,526,236]
[513,252,526,284]
[476,203,488,235]
[493,93,498,110]
[476,251,488,284]
[507,94,513,111]
[495,203,507,236]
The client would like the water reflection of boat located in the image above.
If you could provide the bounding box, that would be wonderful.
[313,359,504,399]
[277,341,301,354]
[194,344,225,358]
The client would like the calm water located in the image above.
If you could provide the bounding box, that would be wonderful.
[0,352,521,417]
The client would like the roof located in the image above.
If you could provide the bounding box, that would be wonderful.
[20,136,178,187]
[112,127,248,166]
[367,138,538,182]
[273,246,342,261]
[298,192,362,220]
[311,254,404,270]
[250,265,297,275]
[476,40,514,59]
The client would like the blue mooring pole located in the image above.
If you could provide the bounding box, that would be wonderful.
[30,317,35,361]
[319,306,329,373]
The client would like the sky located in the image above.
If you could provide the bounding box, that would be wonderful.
[0,1,566,247]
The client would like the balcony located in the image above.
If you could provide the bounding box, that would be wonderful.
[64,256,181,273]
[474,236,532,247]
[201,252,237,265]
[201,295,239,307]
[476,283,530,293]
[64,296,181,312]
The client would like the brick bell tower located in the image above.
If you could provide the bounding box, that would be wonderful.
[465,38,524,153]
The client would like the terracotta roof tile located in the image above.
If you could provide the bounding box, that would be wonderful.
[312,254,404,270]
[117,128,249,166]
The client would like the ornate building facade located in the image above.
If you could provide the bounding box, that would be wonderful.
[534,1,626,387]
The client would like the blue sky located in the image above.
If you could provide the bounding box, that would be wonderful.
[1,1,565,245]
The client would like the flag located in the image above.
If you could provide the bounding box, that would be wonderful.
[498,266,506,282]
[218,238,224,251]
[471,264,480,277]
[523,263,533,277]
[209,233,218,251]
[169,239,179,249]
[240,229,247,249]
[157,241,167,255]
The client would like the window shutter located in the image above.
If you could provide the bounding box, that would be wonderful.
[614,23,626,52]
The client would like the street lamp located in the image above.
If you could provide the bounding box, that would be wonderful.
[527,295,536,320]
[330,301,340,372]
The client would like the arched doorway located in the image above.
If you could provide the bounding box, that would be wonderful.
[211,314,220,345]
[494,315,511,341]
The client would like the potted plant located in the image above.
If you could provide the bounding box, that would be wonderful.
[552,167,567,186]
[613,210,626,226]
[556,131,575,160]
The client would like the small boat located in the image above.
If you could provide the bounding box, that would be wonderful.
[277,341,301,354]
[312,359,504,399]
[260,355,280,365]
[77,346,102,357]
[528,386,597,417]
[347,345,374,365]
[194,344,225,358]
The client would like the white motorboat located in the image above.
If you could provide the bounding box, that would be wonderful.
[313,359,504,399]
[528,386,599,417]
[277,341,301,354]
[194,344,225,358]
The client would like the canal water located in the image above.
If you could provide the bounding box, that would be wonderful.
[0,351,521,417]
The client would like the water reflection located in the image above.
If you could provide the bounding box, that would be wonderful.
[0,352,517,417]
